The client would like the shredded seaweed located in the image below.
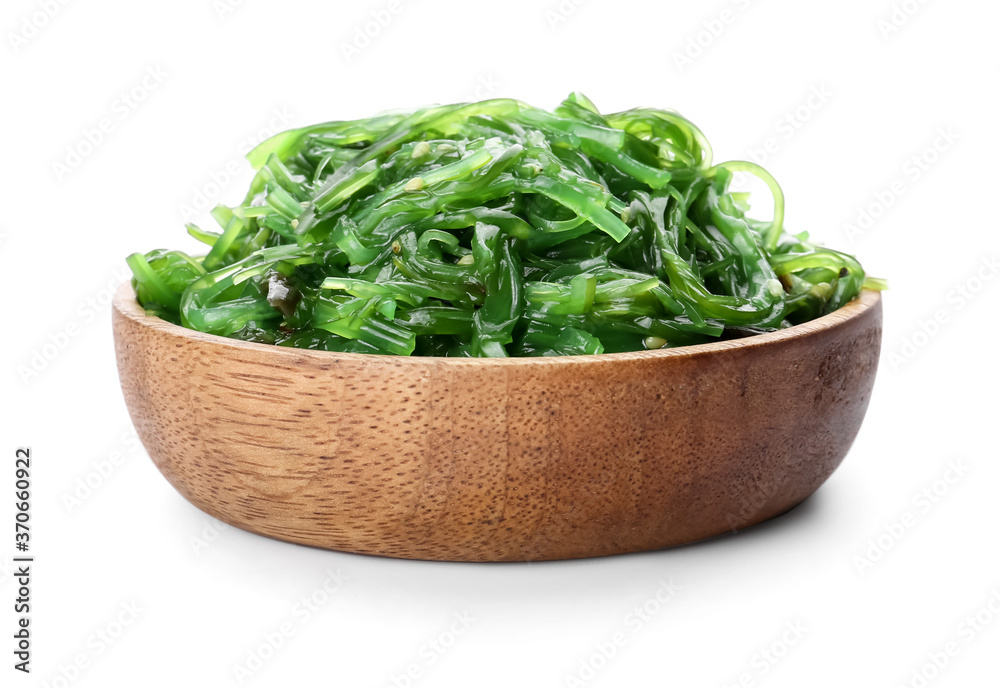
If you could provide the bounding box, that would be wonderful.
[128,93,884,356]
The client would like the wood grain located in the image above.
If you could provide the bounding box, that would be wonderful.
[112,284,882,561]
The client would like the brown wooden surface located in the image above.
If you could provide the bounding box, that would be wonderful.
[112,284,882,561]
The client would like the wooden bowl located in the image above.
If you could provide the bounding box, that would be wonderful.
[113,284,882,561]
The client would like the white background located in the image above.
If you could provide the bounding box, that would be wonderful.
[2,0,999,686]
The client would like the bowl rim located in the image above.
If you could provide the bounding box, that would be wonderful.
[113,282,881,367]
